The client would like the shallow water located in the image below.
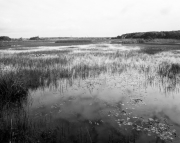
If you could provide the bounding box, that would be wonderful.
[29,66,180,142]
[28,69,180,143]
[0,44,140,54]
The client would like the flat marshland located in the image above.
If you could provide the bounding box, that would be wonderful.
[0,40,180,143]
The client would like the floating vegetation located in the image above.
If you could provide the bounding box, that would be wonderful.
[133,118,177,142]
[129,98,146,106]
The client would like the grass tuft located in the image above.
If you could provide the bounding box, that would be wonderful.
[0,73,28,108]
[158,62,180,78]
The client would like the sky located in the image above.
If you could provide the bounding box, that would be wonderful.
[0,0,180,38]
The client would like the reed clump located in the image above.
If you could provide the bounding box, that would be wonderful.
[0,73,28,108]
[158,62,180,78]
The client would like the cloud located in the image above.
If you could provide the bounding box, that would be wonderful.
[0,27,7,32]
[160,7,171,15]
[0,0,180,37]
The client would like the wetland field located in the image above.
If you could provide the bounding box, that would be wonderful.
[0,40,180,143]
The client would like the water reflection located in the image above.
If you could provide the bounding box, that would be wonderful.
[29,70,179,142]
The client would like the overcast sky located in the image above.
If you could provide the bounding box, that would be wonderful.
[0,0,180,38]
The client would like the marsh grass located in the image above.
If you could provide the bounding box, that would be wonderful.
[1,41,93,49]
[0,73,28,109]
[1,50,180,91]
[0,42,11,49]
[139,45,180,55]
[158,62,180,78]
[121,39,146,44]
[0,46,180,142]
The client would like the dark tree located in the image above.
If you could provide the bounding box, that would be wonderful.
[29,36,41,40]
[0,36,11,41]
[114,30,180,39]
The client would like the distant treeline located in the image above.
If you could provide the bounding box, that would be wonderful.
[0,36,11,41]
[29,36,41,40]
[0,36,42,41]
[0,36,11,47]
[113,30,180,39]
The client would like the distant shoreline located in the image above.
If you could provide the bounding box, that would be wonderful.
[1,37,180,50]
[113,30,180,39]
